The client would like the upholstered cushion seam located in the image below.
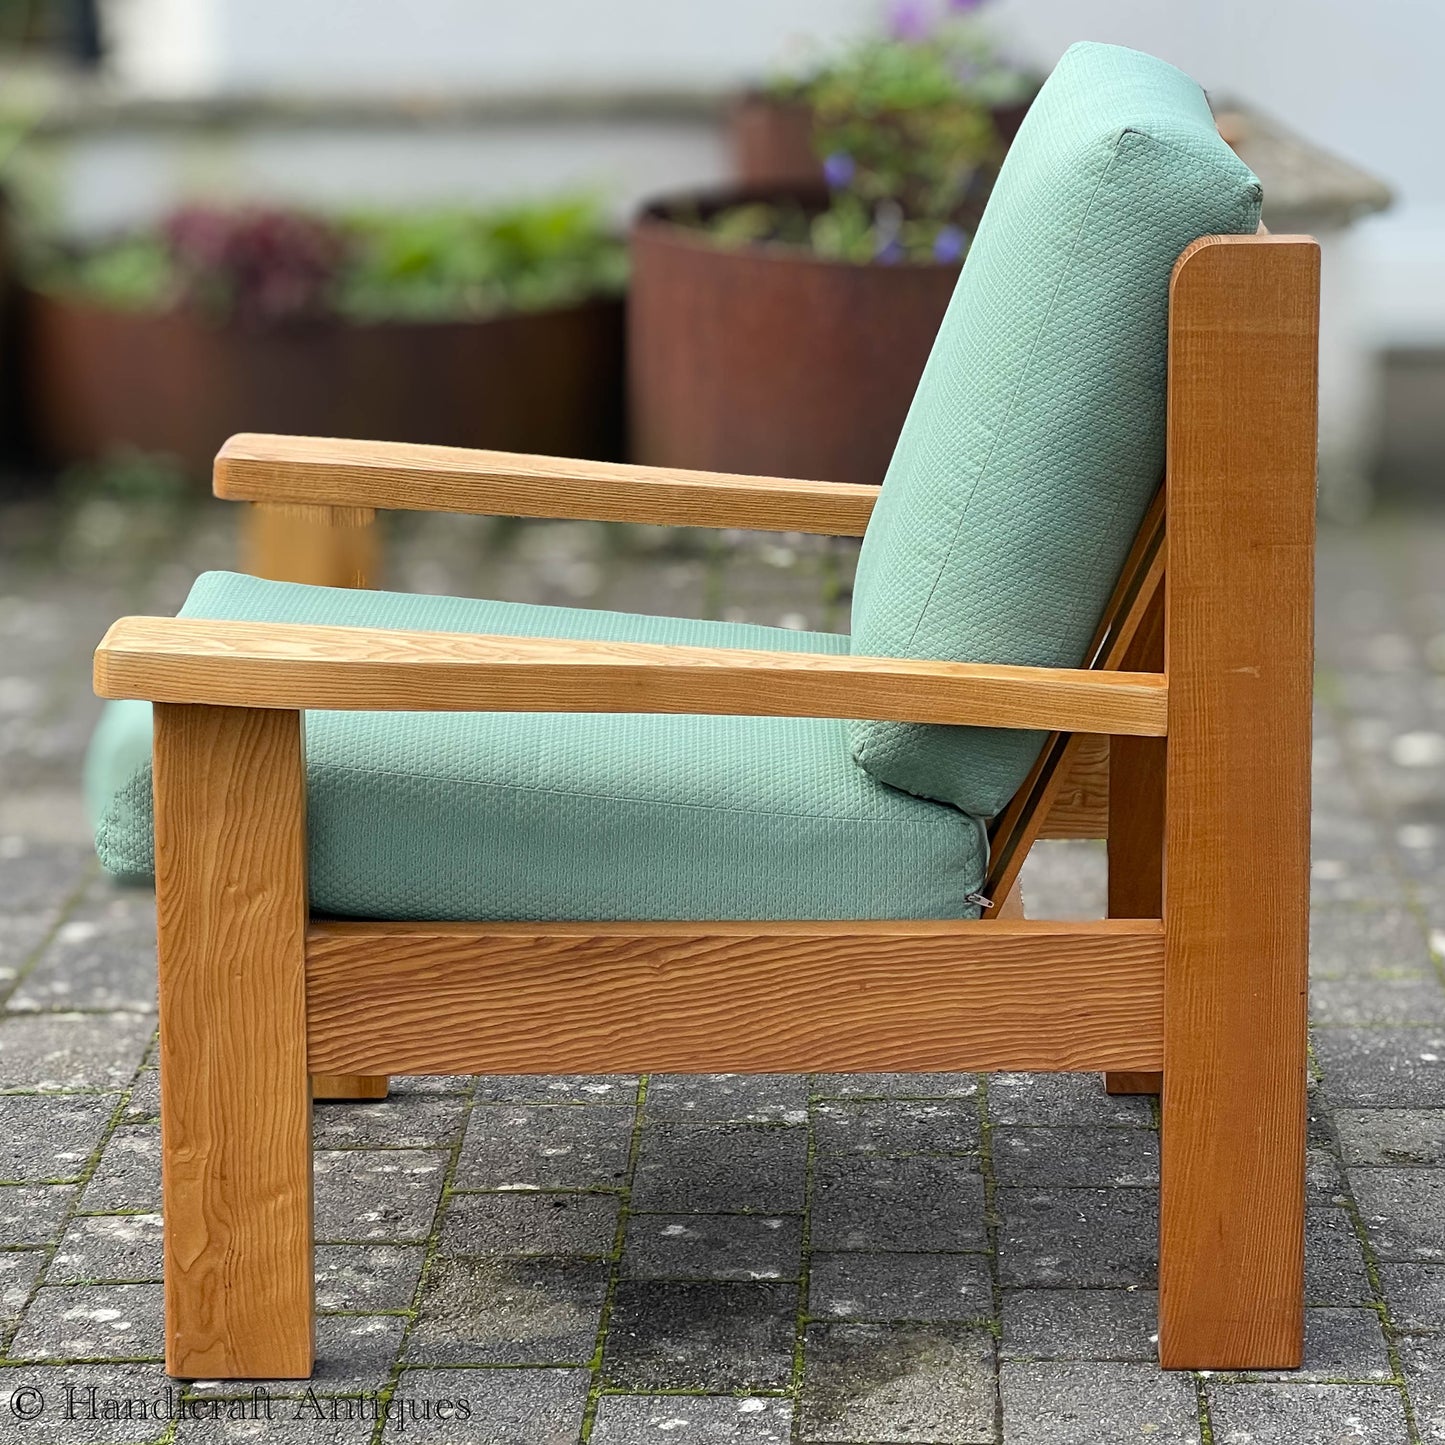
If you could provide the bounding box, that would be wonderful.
[899,129,1129,656]
[311,758,967,826]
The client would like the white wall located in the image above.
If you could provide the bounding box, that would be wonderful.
[985,0,1445,347]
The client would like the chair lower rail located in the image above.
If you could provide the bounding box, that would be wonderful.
[305,918,1163,1075]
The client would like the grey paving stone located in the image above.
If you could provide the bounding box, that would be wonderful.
[312,1149,448,1244]
[991,1125,1158,1187]
[9,907,157,1013]
[174,1413,375,1443]
[811,1074,979,1101]
[591,1394,792,1445]
[812,1099,980,1156]
[622,1213,802,1281]
[645,1074,809,1124]
[0,1092,115,1181]
[0,840,95,912]
[49,1213,163,1283]
[391,1366,590,1445]
[472,1075,638,1104]
[1314,1029,1445,1107]
[1,1247,45,1322]
[1337,1108,1445,1166]
[10,1281,165,1360]
[313,1243,426,1313]
[438,1190,619,1258]
[0,912,55,984]
[0,1361,177,1444]
[811,1155,986,1253]
[79,1125,160,1212]
[1310,904,1434,976]
[602,1281,796,1390]
[455,1103,633,1189]
[1312,975,1445,1025]
[1000,1360,1196,1444]
[187,1313,407,1395]
[799,1321,994,1444]
[987,1073,1152,1128]
[997,1188,1159,1288]
[631,1123,806,1214]
[403,1256,607,1364]
[0,1013,153,1091]
[123,1069,159,1121]
[1240,1308,1392,1382]
[807,1251,992,1322]
[1308,1144,1348,1204]
[1000,1288,1158,1361]
[0,1183,79,1246]
[1400,1334,1445,1443]
[311,1093,470,1151]
[1353,1169,1445,1260]
[1378,1262,1445,1331]
[1206,1382,1410,1445]
[1306,1209,1374,1305]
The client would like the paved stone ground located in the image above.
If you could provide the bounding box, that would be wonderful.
[1,487,1444,1442]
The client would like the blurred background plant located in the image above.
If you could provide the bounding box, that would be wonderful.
[24,195,628,325]
[696,0,1033,264]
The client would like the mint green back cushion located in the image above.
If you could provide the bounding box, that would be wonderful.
[93,572,987,921]
[849,42,1261,816]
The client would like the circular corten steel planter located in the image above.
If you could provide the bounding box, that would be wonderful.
[730,92,1034,189]
[25,290,625,479]
[628,188,961,487]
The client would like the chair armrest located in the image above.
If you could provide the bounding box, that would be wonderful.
[215,433,877,537]
[94,616,1168,736]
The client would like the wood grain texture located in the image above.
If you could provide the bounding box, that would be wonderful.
[153,704,313,1379]
[313,1075,389,1101]
[1039,735,1110,839]
[983,489,1166,914]
[94,616,1169,735]
[215,432,877,536]
[1158,234,1318,1370]
[1105,588,1166,1098]
[242,502,377,589]
[242,500,391,1105]
[304,919,1164,1076]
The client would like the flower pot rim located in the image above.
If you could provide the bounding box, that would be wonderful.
[632,185,965,275]
[24,283,622,332]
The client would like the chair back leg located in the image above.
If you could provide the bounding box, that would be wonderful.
[1105,587,1166,1097]
[244,499,390,1107]
[1158,234,1319,1370]
[154,702,315,1378]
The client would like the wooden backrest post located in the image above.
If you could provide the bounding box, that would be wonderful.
[1157,232,1319,1369]
[241,501,377,590]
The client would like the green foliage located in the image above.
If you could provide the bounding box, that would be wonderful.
[337,198,629,321]
[696,1,1034,265]
[28,196,627,325]
[55,235,171,311]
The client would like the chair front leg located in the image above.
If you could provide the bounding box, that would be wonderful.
[1156,234,1316,1370]
[154,703,315,1379]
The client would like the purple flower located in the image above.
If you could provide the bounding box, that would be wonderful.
[822,152,856,190]
[874,237,906,265]
[886,0,933,43]
[932,225,967,263]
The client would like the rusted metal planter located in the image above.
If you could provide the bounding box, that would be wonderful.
[628,189,961,486]
[730,92,1033,189]
[25,291,625,479]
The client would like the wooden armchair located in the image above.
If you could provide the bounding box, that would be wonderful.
[90,45,1319,1381]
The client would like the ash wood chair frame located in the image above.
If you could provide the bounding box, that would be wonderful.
[93,232,1319,1379]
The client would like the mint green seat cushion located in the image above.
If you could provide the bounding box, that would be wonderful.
[91,571,987,921]
[849,41,1262,817]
